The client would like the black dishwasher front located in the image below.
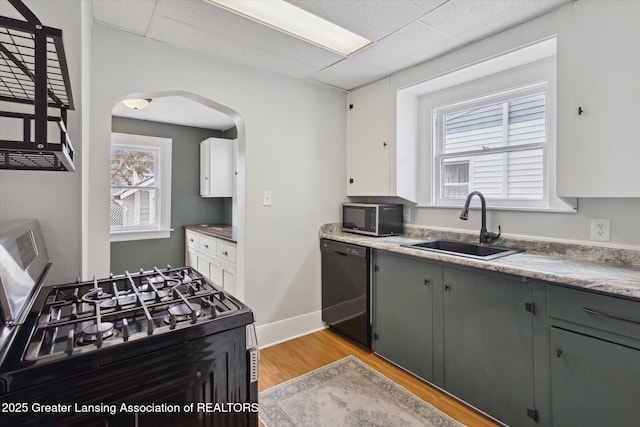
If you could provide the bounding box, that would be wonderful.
[321,239,371,348]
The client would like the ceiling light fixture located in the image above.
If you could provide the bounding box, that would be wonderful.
[122,98,152,110]
[204,0,371,56]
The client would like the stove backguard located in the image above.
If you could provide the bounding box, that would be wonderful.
[0,219,50,325]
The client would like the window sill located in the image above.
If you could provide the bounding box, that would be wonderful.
[110,228,174,242]
[416,204,577,214]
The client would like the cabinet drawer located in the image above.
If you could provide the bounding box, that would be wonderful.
[199,236,217,257]
[216,241,236,263]
[548,285,640,341]
[185,231,200,248]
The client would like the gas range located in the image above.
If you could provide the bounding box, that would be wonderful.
[25,266,242,361]
[0,219,258,426]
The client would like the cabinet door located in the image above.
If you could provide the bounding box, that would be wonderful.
[195,254,208,278]
[557,1,640,196]
[222,262,237,295]
[200,138,233,197]
[347,78,391,196]
[443,267,534,426]
[207,258,223,286]
[200,140,211,196]
[373,251,436,381]
[185,248,198,269]
[550,327,640,427]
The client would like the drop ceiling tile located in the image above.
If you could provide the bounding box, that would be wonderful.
[351,21,463,74]
[91,0,157,36]
[309,57,393,91]
[147,15,320,80]
[153,0,342,69]
[288,0,447,41]
[421,0,569,43]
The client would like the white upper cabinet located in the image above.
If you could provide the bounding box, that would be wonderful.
[347,78,392,196]
[557,0,640,197]
[200,137,233,197]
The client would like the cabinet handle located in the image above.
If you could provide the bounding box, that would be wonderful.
[204,244,209,248]
[222,251,229,256]
[444,284,451,291]
[583,307,640,325]
[189,239,194,242]
[424,278,430,286]
[578,106,584,115]
[383,141,387,147]
[556,348,563,358]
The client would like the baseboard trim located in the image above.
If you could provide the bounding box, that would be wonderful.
[256,310,326,349]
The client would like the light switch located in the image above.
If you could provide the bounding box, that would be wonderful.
[263,190,272,206]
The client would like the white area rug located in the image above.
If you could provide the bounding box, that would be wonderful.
[259,356,464,427]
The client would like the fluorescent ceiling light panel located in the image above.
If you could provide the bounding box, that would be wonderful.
[205,0,371,56]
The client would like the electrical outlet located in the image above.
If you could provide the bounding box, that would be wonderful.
[590,218,610,242]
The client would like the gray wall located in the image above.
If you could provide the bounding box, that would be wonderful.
[0,0,86,285]
[110,117,232,273]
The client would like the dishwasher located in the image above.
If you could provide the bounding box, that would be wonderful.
[320,239,371,348]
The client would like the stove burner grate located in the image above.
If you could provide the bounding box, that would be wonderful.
[22,266,242,361]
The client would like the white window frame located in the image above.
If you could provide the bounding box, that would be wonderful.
[433,83,548,208]
[110,133,173,242]
[441,157,474,199]
[407,37,573,212]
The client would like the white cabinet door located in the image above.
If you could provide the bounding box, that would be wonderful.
[200,137,233,197]
[195,253,208,276]
[185,248,198,269]
[222,262,237,295]
[207,258,223,286]
[557,1,640,197]
[347,78,391,196]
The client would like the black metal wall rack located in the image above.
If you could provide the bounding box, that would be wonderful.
[0,0,75,171]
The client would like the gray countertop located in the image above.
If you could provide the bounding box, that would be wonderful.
[320,224,640,301]
[185,224,236,243]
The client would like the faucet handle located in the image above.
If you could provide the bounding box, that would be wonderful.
[483,225,501,244]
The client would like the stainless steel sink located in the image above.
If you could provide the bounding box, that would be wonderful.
[402,240,522,260]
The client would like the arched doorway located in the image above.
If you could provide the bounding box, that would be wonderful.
[107,91,246,300]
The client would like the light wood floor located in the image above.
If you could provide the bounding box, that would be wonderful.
[258,328,500,426]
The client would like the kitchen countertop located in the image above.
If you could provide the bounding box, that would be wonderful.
[185,224,236,243]
[320,224,640,301]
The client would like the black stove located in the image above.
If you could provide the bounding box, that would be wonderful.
[0,219,259,426]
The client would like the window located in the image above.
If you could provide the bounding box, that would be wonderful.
[110,133,172,241]
[434,85,546,206]
[396,37,573,211]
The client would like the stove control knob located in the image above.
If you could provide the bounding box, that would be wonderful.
[122,318,130,342]
[65,330,74,356]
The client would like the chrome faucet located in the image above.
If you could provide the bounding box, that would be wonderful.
[459,191,501,244]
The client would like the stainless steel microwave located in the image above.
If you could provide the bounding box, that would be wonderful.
[342,203,404,236]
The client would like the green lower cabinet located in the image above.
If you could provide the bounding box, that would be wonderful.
[373,251,436,381]
[550,327,640,427]
[443,266,536,427]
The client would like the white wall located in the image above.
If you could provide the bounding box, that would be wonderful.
[390,2,640,248]
[88,25,346,332]
[0,0,88,284]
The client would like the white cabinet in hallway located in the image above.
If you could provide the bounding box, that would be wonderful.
[200,137,233,197]
[185,229,237,295]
